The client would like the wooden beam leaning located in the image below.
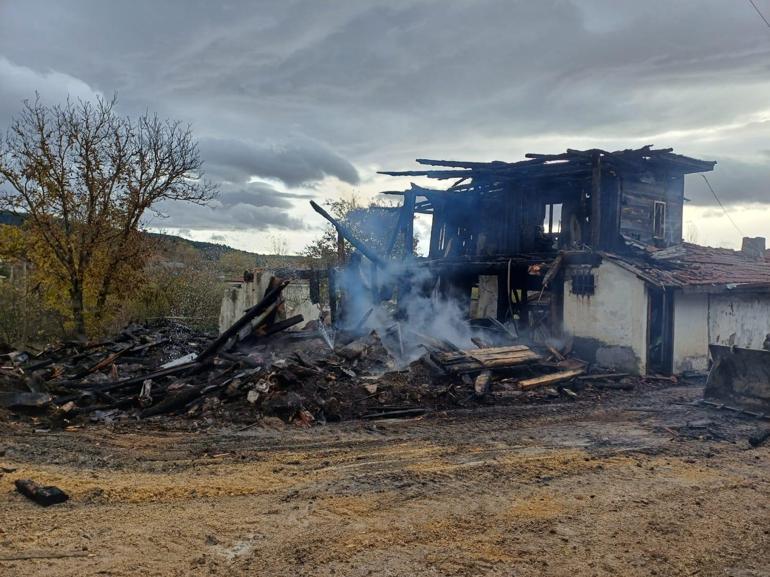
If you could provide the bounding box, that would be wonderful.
[197,279,291,362]
[310,200,386,267]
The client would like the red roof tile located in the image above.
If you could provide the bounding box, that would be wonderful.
[608,243,770,289]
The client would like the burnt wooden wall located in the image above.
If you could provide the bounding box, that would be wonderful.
[426,168,685,259]
[620,173,684,246]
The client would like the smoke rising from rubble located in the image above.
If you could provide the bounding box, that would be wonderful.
[337,258,475,363]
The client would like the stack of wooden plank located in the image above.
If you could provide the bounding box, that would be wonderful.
[431,345,541,374]
[430,344,589,396]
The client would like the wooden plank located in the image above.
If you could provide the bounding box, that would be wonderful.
[472,352,540,368]
[469,350,539,363]
[432,344,541,374]
[518,368,585,390]
[434,345,531,363]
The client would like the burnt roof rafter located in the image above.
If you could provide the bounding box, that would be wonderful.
[379,145,716,184]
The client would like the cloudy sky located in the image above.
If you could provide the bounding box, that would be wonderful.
[1,0,770,253]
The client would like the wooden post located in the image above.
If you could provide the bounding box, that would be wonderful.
[328,267,337,325]
[590,152,602,249]
[403,190,415,256]
[336,231,345,266]
[429,201,444,258]
[497,270,510,322]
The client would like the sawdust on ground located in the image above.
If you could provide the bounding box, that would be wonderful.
[0,385,768,577]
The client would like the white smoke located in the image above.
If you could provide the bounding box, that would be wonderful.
[336,256,477,363]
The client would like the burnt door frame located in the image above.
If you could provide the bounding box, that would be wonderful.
[647,287,674,374]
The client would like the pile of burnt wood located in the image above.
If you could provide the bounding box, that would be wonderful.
[0,280,641,427]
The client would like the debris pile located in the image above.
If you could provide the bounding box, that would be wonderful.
[0,280,642,428]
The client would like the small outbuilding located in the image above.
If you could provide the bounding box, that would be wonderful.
[562,238,770,374]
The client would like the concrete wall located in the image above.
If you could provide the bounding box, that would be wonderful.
[563,260,648,373]
[671,292,770,374]
[709,293,770,349]
[672,293,709,373]
[218,270,320,335]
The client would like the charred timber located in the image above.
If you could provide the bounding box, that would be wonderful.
[310,200,386,267]
[198,279,290,361]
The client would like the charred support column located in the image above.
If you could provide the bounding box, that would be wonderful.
[403,190,415,255]
[590,154,622,252]
[337,231,345,266]
[327,267,338,325]
[518,267,529,328]
[497,268,511,322]
[590,152,602,249]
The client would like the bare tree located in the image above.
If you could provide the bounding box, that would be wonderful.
[0,95,216,338]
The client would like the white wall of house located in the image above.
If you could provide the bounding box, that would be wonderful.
[708,293,770,349]
[672,293,709,373]
[218,270,319,335]
[563,262,770,375]
[563,261,648,373]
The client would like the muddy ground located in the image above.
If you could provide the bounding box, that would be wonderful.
[0,383,768,577]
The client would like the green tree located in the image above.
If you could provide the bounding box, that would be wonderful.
[0,95,216,338]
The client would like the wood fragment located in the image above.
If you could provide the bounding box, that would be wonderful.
[576,373,628,381]
[14,479,69,506]
[546,345,565,361]
[474,370,492,397]
[197,279,290,361]
[518,368,585,390]
[433,345,540,374]
[0,551,90,561]
[361,408,427,420]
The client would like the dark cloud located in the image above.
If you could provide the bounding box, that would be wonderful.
[200,137,359,187]
[685,159,770,207]
[146,180,308,231]
[2,0,770,240]
[216,181,312,210]
[148,200,306,232]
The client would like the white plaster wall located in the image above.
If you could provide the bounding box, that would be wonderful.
[672,293,709,373]
[219,281,259,337]
[708,294,770,349]
[218,270,319,335]
[282,283,321,327]
[563,261,648,373]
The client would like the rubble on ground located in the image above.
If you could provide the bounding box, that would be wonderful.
[0,280,659,429]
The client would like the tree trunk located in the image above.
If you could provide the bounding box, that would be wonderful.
[69,280,86,340]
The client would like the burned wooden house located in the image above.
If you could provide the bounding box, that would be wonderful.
[381,145,715,256]
[378,146,715,326]
[313,145,770,377]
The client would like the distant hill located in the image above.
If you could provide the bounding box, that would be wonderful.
[1,210,314,271]
[0,211,26,227]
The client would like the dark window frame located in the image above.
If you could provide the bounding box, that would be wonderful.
[571,272,595,296]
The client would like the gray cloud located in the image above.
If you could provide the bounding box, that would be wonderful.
[215,181,313,210]
[686,158,770,206]
[148,200,306,232]
[200,137,359,187]
[2,0,770,241]
[147,180,308,231]
[0,56,101,132]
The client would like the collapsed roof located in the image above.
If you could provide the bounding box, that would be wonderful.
[380,145,716,203]
[604,243,770,292]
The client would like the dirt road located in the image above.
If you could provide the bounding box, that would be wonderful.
[1,384,768,576]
